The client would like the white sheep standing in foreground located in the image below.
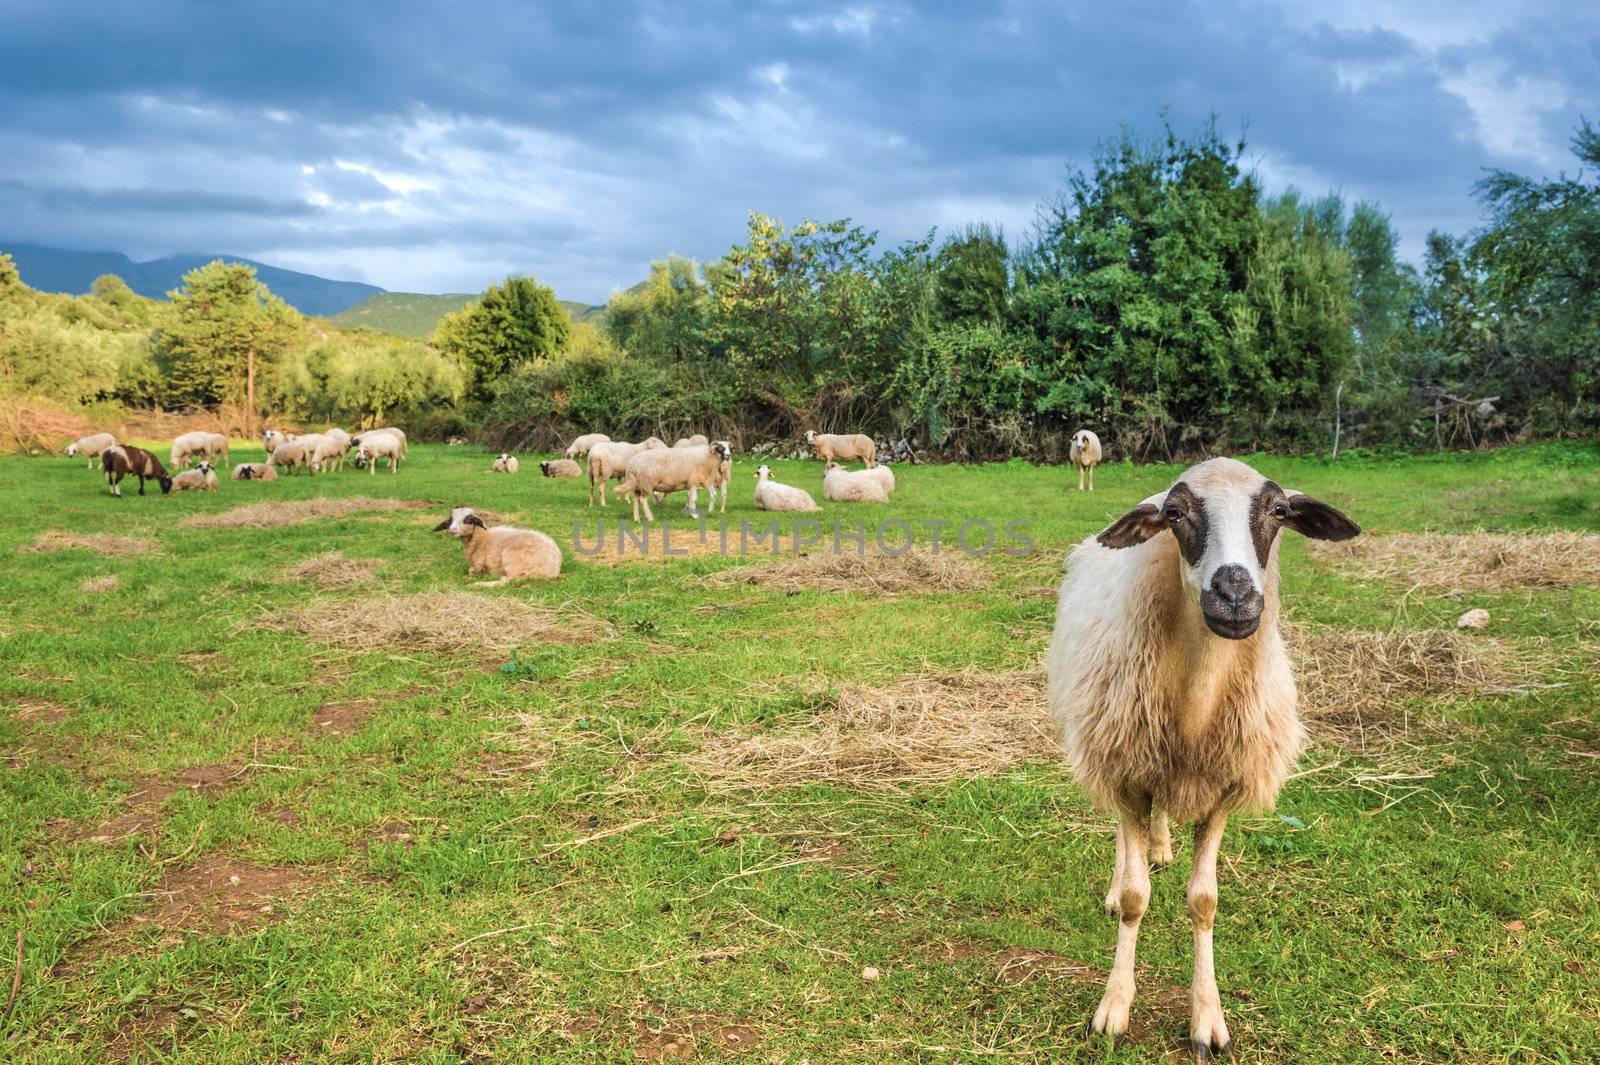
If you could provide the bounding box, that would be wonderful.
[171,460,220,491]
[310,435,348,473]
[1047,457,1359,1056]
[65,432,116,470]
[587,438,666,506]
[753,464,817,512]
[490,453,519,473]
[354,430,404,475]
[620,442,731,522]
[433,506,561,585]
[1070,428,1103,491]
[565,432,610,460]
[806,429,876,467]
[822,462,888,503]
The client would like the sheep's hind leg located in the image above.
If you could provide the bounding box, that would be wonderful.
[1103,821,1126,914]
[1151,806,1173,869]
[1091,797,1152,1040]
[1188,810,1232,1060]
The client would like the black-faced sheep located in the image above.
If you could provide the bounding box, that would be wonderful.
[540,459,583,478]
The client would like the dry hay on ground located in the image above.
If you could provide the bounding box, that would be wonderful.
[279,551,383,589]
[80,574,120,593]
[182,496,430,529]
[703,549,987,595]
[1311,531,1600,592]
[20,530,156,556]
[257,591,606,653]
[686,669,1056,793]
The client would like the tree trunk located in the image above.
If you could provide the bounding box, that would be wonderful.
[245,347,257,439]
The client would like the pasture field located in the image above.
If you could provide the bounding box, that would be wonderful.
[2,441,1598,1063]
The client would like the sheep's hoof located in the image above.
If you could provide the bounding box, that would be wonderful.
[1150,860,1169,874]
[1191,1039,1233,1061]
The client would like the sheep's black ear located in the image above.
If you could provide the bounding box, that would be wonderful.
[464,514,486,528]
[432,518,452,531]
[1096,503,1165,549]
[1284,494,1360,541]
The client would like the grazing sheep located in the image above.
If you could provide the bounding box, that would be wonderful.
[270,438,315,475]
[805,430,877,467]
[491,453,520,474]
[822,462,888,503]
[102,445,172,497]
[701,441,732,514]
[587,438,667,506]
[66,432,117,470]
[1071,429,1103,491]
[1046,457,1359,1055]
[171,430,220,470]
[564,432,611,460]
[432,506,561,585]
[540,459,583,478]
[673,433,709,448]
[171,460,220,491]
[620,442,731,522]
[311,428,350,473]
[354,429,404,475]
[754,464,817,512]
[232,462,278,481]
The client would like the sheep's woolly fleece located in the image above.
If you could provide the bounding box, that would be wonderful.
[703,550,987,595]
[182,497,432,529]
[278,551,384,590]
[257,591,608,653]
[1310,531,1600,592]
[20,530,157,556]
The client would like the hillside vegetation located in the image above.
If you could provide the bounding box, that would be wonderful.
[330,292,607,337]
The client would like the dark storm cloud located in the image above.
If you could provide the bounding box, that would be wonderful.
[1,1,1595,299]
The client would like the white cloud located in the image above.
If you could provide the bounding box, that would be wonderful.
[1439,61,1568,165]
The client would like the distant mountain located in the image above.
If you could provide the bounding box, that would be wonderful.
[2,242,384,317]
[331,291,609,338]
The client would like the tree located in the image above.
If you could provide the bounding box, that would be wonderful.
[432,275,570,399]
[605,255,711,363]
[153,261,300,433]
[935,224,1009,324]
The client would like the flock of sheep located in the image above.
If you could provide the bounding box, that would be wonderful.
[55,417,1362,1056]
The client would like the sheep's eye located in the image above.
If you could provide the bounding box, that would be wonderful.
[1163,507,1183,523]
[1272,503,1290,519]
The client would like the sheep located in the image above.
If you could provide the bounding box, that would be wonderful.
[1070,429,1103,491]
[857,464,895,496]
[101,445,172,497]
[805,429,877,467]
[311,428,350,473]
[432,506,561,585]
[822,461,888,503]
[65,432,116,470]
[673,433,709,448]
[701,440,733,514]
[754,464,817,512]
[263,429,287,454]
[171,460,220,491]
[269,437,317,475]
[540,459,583,478]
[354,429,404,475]
[564,432,611,460]
[586,438,667,506]
[232,462,278,481]
[170,430,222,470]
[619,442,731,522]
[490,453,520,474]
[1045,457,1359,1055]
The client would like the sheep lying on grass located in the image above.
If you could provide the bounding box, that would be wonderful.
[565,432,610,460]
[823,462,888,503]
[171,460,220,491]
[232,463,278,481]
[587,438,667,506]
[806,430,877,467]
[1048,456,1359,1055]
[102,445,173,497]
[858,464,895,496]
[66,432,116,469]
[540,459,582,478]
[1071,429,1103,491]
[754,465,817,511]
[491,453,520,473]
[433,506,561,585]
[621,442,731,522]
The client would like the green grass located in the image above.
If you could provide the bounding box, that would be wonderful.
[3,442,1598,1062]
[329,293,606,338]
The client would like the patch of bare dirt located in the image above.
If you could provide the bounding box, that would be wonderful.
[106,1005,185,1059]
[120,857,317,937]
[631,1014,763,1060]
[19,530,157,556]
[76,765,240,844]
[310,699,378,737]
[363,819,415,849]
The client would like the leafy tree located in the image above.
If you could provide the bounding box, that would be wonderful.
[282,331,466,426]
[935,224,1009,324]
[605,255,711,363]
[432,275,570,399]
[0,253,19,293]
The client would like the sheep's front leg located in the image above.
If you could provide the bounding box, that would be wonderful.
[1103,821,1126,914]
[1077,465,1086,492]
[1091,797,1152,1040]
[1189,810,1231,1060]
[1088,465,1095,491]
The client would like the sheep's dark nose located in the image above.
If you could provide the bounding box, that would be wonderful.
[1200,564,1263,639]
[1210,564,1254,607]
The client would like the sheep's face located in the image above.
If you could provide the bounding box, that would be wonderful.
[1097,457,1359,640]
[756,464,772,480]
[66,443,79,456]
[157,476,173,494]
[1074,430,1091,450]
[712,441,731,461]
[434,506,487,536]
[197,461,213,475]
[824,461,841,473]
[805,430,816,443]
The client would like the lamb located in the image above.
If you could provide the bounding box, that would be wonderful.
[1070,429,1103,491]
[564,432,611,460]
[171,460,220,491]
[433,506,561,585]
[822,462,888,503]
[805,430,877,467]
[1046,457,1359,1056]
[65,432,116,470]
[620,442,732,522]
[102,445,172,497]
[490,453,520,474]
[587,438,667,506]
[540,459,583,478]
[171,430,227,469]
[673,433,709,448]
[232,462,278,481]
[354,429,404,475]
[753,464,817,512]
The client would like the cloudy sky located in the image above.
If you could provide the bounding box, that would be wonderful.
[1,1,1595,302]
